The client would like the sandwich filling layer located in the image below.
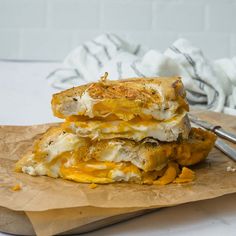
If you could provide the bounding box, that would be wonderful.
[64,110,191,142]
[15,127,216,184]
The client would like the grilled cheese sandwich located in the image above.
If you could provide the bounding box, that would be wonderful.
[16,75,216,185]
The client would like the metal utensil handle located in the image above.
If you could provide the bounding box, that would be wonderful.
[215,139,236,162]
[214,127,236,144]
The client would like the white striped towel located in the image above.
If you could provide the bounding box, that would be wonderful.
[47,34,236,115]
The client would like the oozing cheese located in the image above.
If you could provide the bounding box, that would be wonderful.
[60,161,143,183]
[65,111,190,142]
[15,128,216,185]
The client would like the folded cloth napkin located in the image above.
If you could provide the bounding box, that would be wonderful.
[47,34,236,115]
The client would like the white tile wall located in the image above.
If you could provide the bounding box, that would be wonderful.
[230,34,236,57]
[19,30,74,60]
[0,30,20,58]
[47,0,100,29]
[0,0,236,60]
[101,0,152,30]
[207,4,236,32]
[0,0,46,28]
[153,3,205,32]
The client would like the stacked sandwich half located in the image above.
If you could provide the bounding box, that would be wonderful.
[16,75,216,185]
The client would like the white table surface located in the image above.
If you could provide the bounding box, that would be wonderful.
[0,60,236,236]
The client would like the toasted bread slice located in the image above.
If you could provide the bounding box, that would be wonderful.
[51,77,189,121]
[16,126,216,184]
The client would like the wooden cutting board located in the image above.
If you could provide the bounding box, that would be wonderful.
[0,206,155,236]
[0,110,236,236]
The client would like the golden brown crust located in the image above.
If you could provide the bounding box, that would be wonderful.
[53,84,90,101]
[88,77,175,100]
[173,127,216,166]
[53,77,183,100]
[51,77,189,120]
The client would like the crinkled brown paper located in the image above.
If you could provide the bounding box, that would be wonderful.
[0,110,236,235]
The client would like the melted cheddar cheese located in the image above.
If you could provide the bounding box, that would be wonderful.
[16,127,216,185]
[63,110,190,142]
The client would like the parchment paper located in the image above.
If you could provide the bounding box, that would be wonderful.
[26,207,145,236]
[0,111,236,235]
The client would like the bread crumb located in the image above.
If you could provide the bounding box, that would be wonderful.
[11,184,21,191]
[173,167,195,183]
[89,183,98,189]
[226,166,236,172]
